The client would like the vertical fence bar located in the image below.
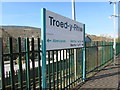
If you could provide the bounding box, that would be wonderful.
[37,38,41,89]
[25,37,30,89]
[0,37,5,89]
[70,49,72,87]
[70,49,72,86]
[41,8,46,89]
[17,37,23,90]
[102,41,105,64]
[86,48,88,73]
[111,42,113,59]
[59,50,62,90]
[52,51,55,89]
[65,50,67,88]
[76,49,78,83]
[56,51,58,89]
[68,49,70,89]
[31,38,36,89]
[82,24,86,82]
[111,42,113,58]
[48,51,51,89]
[65,49,68,87]
[8,37,15,89]
[96,41,98,70]
[72,49,75,86]
[74,49,77,85]
[62,50,65,88]
[109,42,111,60]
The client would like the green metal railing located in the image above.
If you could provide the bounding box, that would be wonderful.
[0,37,120,89]
[1,37,42,89]
[86,41,114,74]
[46,49,82,89]
[116,42,120,55]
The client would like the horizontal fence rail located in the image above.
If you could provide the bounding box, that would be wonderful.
[0,37,120,89]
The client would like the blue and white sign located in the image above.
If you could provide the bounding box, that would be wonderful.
[46,10,84,50]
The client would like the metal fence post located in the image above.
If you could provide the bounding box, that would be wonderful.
[0,37,2,89]
[25,38,30,89]
[8,37,15,89]
[41,8,46,89]
[96,41,99,69]
[0,36,4,89]
[82,24,86,82]
[102,41,105,64]
[110,42,113,59]
[0,30,5,89]
[0,28,1,89]
[17,37,23,89]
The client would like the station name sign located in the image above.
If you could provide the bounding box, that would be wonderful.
[45,9,84,50]
[49,16,83,32]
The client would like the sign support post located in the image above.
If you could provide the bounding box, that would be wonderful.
[41,8,46,89]
[82,24,86,82]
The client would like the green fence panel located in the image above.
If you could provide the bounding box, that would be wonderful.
[2,36,120,90]
[2,37,42,89]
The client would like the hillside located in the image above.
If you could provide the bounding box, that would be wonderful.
[1,26,114,42]
[1,26,41,53]
[2,26,41,38]
[0,25,115,53]
[87,34,113,42]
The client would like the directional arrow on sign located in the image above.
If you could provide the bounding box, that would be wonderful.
[47,39,52,42]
